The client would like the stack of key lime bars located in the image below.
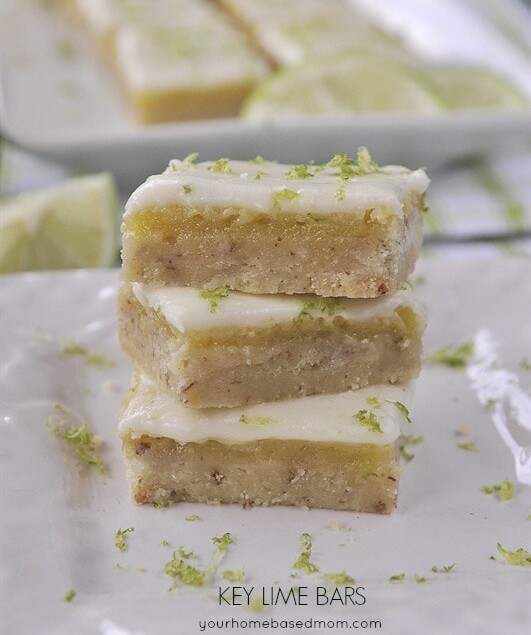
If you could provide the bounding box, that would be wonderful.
[117,150,428,513]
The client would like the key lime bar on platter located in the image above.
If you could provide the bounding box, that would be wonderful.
[72,0,269,122]
[120,373,411,513]
[120,151,429,298]
[216,0,403,67]
[118,283,425,408]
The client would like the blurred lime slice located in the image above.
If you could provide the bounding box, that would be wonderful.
[242,53,441,119]
[0,173,120,274]
[419,66,529,111]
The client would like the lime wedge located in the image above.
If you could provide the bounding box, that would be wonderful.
[242,54,441,119]
[418,66,529,111]
[0,173,120,274]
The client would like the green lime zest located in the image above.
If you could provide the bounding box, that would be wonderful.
[496,544,531,566]
[271,188,301,209]
[222,568,246,583]
[208,158,232,174]
[164,547,206,589]
[389,573,405,582]
[390,401,412,423]
[353,410,382,433]
[366,397,381,409]
[292,532,319,574]
[482,480,516,500]
[115,527,135,552]
[399,434,424,462]
[296,297,344,322]
[458,442,478,452]
[185,514,200,521]
[47,404,106,473]
[430,342,474,368]
[285,164,315,179]
[431,563,456,574]
[321,571,355,585]
[64,589,76,602]
[61,338,115,367]
[199,286,230,314]
[153,500,174,509]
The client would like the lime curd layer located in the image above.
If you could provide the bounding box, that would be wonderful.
[131,283,425,332]
[124,157,429,219]
[120,374,412,446]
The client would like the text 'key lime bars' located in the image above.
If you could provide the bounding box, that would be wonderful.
[117,150,428,513]
[0,174,120,274]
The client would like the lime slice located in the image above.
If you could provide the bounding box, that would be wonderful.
[242,53,441,119]
[0,173,120,274]
[418,66,529,111]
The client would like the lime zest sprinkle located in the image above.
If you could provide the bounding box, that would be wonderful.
[322,148,381,181]
[164,532,234,590]
[366,397,381,409]
[182,184,192,194]
[61,338,115,367]
[254,170,267,180]
[292,532,319,574]
[482,480,516,500]
[389,573,405,582]
[160,540,170,547]
[414,575,428,583]
[399,434,424,462]
[47,404,106,474]
[389,401,412,423]
[353,410,382,433]
[520,357,531,370]
[285,164,315,179]
[496,544,531,566]
[271,187,301,209]
[199,286,230,314]
[115,527,135,552]
[164,547,205,588]
[208,158,232,174]
[431,563,456,574]
[430,342,474,368]
[458,442,478,452]
[239,414,276,426]
[64,590,76,603]
[222,568,246,583]
[321,571,355,585]
[153,500,174,509]
[296,297,344,322]
[185,514,200,522]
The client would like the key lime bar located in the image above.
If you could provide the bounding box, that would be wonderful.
[73,0,269,123]
[120,373,412,512]
[216,0,402,67]
[118,283,425,408]
[121,152,429,297]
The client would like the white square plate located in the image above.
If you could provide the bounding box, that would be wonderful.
[1,245,530,634]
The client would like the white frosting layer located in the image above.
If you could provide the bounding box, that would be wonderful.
[131,283,424,332]
[120,374,412,445]
[124,159,429,218]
